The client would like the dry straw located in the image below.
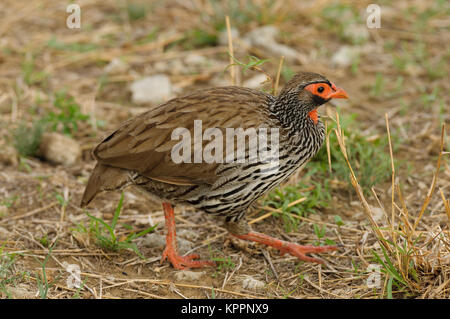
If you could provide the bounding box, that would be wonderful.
[334,110,447,294]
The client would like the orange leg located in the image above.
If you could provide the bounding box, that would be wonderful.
[160,202,215,270]
[233,231,337,264]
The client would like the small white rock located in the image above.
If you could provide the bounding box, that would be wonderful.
[8,284,35,299]
[178,238,195,254]
[267,43,299,62]
[331,46,361,68]
[124,191,139,204]
[104,58,129,74]
[142,233,166,249]
[0,225,11,237]
[369,205,385,224]
[174,270,205,281]
[242,276,265,290]
[39,132,81,165]
[243,74,270,89]
[245,25,279,43]
[142,233,194,253]
[244,25,299,62]
[130,75,172,104]
[184,54,207,66]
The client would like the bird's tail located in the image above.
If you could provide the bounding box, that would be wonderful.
[80,163,131,208]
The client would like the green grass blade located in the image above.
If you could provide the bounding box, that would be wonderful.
[111,192,124,230]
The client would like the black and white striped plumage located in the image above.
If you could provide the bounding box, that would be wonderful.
[81,72,340,226]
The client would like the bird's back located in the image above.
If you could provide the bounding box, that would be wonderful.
[82,86,278,208]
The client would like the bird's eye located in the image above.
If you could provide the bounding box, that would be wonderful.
[317,86,325,93]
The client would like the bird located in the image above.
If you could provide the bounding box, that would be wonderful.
[80,71,348,269]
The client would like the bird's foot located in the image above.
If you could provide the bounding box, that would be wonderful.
[278,242,338,264]
[233,231,337,264]
[161,247,215,270]
[161,202,215,269]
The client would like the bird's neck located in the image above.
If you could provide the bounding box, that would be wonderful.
[269,97,325,166]
[270,97,324,136]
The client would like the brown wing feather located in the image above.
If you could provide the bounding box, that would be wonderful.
[93,87,275,186]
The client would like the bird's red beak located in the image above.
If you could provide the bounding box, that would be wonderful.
[326,87,349,99]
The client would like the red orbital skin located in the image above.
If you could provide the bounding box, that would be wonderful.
[304,82,349,125]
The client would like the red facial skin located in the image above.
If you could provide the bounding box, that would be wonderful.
[304,82,349,124]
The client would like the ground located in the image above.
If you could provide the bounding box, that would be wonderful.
[0,0,449,299]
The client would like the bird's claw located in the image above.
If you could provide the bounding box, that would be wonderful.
[161,248,215,270]
[278,243,338,264]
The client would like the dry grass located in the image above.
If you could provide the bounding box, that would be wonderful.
[0,0,449,299]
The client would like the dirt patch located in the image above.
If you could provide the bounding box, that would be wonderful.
[0,0,449,299]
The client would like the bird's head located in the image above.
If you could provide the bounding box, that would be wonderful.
[276,72,348,125]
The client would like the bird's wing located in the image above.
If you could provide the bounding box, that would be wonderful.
[93,87,276,185]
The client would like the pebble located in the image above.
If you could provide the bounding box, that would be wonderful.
[0,225,11,237]
[174,270,205,281]
[104,58,129,74]
[130,75,172,104]
[243,73,270,89]
[244,25,299,62]
[142,233,194,254]
[369,205,385,224]
[7,284,35,299]
[242,276,265,290]
[38,132,81,165]
[331,46,361,68]
[184,53,208,67]
[142,233,166,248]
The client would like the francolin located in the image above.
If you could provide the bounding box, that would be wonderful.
[81,72,349,269]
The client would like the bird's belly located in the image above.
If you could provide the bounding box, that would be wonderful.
[192,156,308,218]
[132,139,320,220]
